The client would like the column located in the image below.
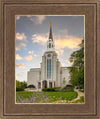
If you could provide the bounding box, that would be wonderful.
[47,81,49,88]
[41,81,42,89]
[52,81,54,88]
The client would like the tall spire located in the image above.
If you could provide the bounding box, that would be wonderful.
[47,22,55,51]
[49,22,53,40]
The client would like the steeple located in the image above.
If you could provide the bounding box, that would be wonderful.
[49,22,53,40]
[47,22,55,51]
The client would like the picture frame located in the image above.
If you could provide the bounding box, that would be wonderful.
[0,0,100,119]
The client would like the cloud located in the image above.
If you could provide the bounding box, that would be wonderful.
[16,54,23,60]
[16,64,25,69]
[27,16,46,24]
[16,72,27,79]
[34,54,40,58]
[28,51,34,55]
[16,16,20,20]
[16,73,21,78]
[16,33,27,51]
[32,33,48,45]
[23,72,27,75]
[25,55,33,61]
[55,37,82,49]
[32,32,82,50]
[56,49,64,56]
[16,33,27,41]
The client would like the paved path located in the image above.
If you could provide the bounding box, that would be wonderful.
[70,89,84,102]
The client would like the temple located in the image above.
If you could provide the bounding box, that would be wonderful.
[27,23,70,89]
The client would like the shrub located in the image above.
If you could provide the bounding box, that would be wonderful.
[16,87,24,91]
[27,85,35,88]
[65,85,73,88]
[42,88,55,92]
[61,86,74,92]
[54,87,61,91]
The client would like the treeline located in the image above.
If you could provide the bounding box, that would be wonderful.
[16,80,27,91]
[16,80,35,91]
[68,39,84,89]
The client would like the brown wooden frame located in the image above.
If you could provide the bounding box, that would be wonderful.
[0,0,100,119]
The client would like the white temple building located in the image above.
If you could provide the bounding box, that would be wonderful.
[27,23,70,89]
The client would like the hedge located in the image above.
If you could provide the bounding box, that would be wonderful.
[61,86,74,92]
[16,87,24,91]
[42,88,55,92]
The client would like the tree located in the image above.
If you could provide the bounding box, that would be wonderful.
[16,80,27,89]
[68,40,84,89]
[21,81,27,88]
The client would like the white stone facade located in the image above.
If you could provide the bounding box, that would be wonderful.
[27,23,70,89]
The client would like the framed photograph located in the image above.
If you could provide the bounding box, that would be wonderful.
[16,15,85,104]
[0,0,100,119]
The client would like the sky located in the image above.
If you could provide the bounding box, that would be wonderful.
[16,15,84,82]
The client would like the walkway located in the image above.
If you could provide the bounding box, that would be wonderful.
[70,89,84,102]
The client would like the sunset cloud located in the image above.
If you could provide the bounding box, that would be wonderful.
[16,33,27,41]
[32,34,48,45]
[16,54,23,60]
[25,55,33,61]
[27,16,46,24]
[16,32,27,51]
[32,32,82,50]
[34,54,40,58]
[16,64,25,69]
[28,51,34,55]
[55,37,82,49]
[16,73,21,78]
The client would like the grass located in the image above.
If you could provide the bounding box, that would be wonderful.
[16,91,78,103]
[72,96,84,103]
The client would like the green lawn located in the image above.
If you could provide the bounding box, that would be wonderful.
[16,91,78,103]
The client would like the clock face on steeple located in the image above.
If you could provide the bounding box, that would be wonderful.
[48,54,51,57]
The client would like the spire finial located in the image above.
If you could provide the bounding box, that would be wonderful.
[50,22,52,28]
[49,22,53,40]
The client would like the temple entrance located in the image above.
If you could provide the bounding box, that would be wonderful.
[42,80,47,88]
[38,82,41,89]
[49,82,52,88]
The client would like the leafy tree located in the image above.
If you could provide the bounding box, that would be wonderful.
[21,81,27,88]
[16,80,21,88]
[68,39,84,89]
[16,80,27,89]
